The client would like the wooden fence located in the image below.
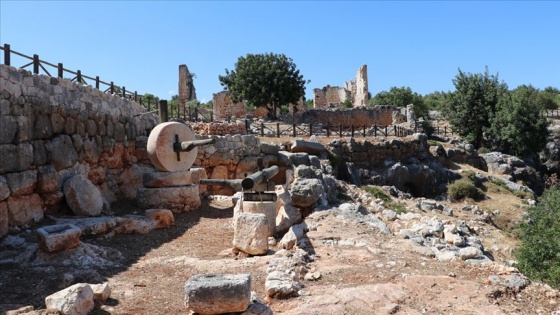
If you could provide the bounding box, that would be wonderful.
[0,43,158,110]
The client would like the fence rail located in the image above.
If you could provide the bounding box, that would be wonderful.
[0,43,158,110]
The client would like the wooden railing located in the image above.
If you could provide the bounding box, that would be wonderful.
[0,43,158,110]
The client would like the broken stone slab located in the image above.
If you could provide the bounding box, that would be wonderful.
[290,178,325,208]
[90,282,111,303]
[63,174,103,216]
[143,170,199,188]
[145,209,174,229]
[275,204,302,235]
[45,283,94,315]
[37,224,81,253]
[233,213,269,255]
[55,217,119,236]
[112,215,156,235]
[236,201,276,237]
[290,139,326,155]
[137,185,201,213]
[279,223,307,250]
[184,274,251,314]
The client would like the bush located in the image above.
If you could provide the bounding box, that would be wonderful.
[447,179,485,202]
[364,186,407,214]
[516,188,560,288]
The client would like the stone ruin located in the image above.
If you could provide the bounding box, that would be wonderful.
[313,64,369,108]
[178,64,196,112]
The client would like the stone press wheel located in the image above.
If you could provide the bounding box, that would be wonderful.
[147,122,198,172]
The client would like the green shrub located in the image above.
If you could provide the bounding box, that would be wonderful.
[447,179,485,201]
[364,185,407,214]
[516,188,560,288]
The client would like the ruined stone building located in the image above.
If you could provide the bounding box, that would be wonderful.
[313,65,368,108]
[212,90,306,120]
[178,64,196,112]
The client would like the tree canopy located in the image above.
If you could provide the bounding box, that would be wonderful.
[486,85,549,156]
[369,86,430,129]
[219,53,307,120]
[443,68,508,148]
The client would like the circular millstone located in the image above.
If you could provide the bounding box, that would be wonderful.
[147,122,198,172]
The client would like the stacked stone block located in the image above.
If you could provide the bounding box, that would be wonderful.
[0,64,157,237]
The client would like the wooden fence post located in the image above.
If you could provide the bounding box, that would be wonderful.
[310,123,313,136]
[158,100,168,123]
[210,112,213,122]
[110,82,115,94]
[261,122,264,137]
[57,63,63,78]
[444,126,447,136]
[363,125,366,137]
[374,124,377,137]
[95,76,100,89]
[122,86,126,98]
[3,44,10,66]
[245,119,249,132]
[384,126,388,137]
[276,122,280,138]
[293,123,296,137]
[194,107,198,122]
[77,70,82,84]
[33,54,39,74]
[351,125,354,137]
[326,122,330,137]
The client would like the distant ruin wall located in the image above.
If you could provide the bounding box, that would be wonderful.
[213,90,305,120]
[314,65,368,108]
[298,106,398,127]
[178,64,196,110]
[0,65,158,236]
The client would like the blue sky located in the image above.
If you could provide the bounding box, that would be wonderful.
[1,1,558,103]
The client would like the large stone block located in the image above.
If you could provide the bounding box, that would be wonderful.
[34,114,53,140]
[289,178,324,208]
[137,185,201,213]
[145,209,174,229]
[0,115,16,144]
[0,176,10,201]
[185,274,251,314]
[45,283,94,315]
[63,174,103,216]
[233,213,269,255]
[118,164,153,200]
[0,143,33,174]
[5,170,37,196]
[37,165,59,193]
[45,135,79,170]
[36,224,81,253]
[143,170,196,188]
[7,194,43,226]
[237,201,276,237]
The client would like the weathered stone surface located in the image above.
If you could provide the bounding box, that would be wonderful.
[37,224,81,253]
[137,185,201,212]
[184,274,251,315]
[276,204,301,235]
[63,174,103,216]
[289,178,324,208]
[45,283,94,315]
[34,114,53,140]
[90,282,111,303]
[291,139,326,155]
[260,142,279,155]
[5,170,37,196]
[46,135,79,170]
[0,143,33,174]
[233,213,269,255]
[144,209,174,229]
[237,201,276,237]
[0,176,10,201]
[118,164,153,200]
[0,201,8,238]
[55,216,119,236]
[37,165,59,193]
[0,115,17,144]
[143,170,196,188]
[279,223,307,250]
[7,194,43,226]
[113,215,155,234]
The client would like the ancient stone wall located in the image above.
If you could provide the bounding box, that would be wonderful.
[298,106,398,127]
[191,121,246,136]
[329,135,428,169]
[212,91,248,121]
[178,64,196,111]
[313,65,369,108]
[0,65,158,237]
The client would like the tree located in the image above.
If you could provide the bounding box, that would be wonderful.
[219,53,307,120]
[486,85,549,156]
[538,86,560,110]
[516,188,560,288]
[443,68,508,148]
[141,93,159,110]
[423,91,447,110]
[369,86,430,129]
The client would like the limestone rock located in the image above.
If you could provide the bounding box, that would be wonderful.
[37,224,81,253]
[233,213,269,255]
[290,178,324,208]
[279,223,307,250]
[0,176,10,201]
[275,204,302,235]
[5,170,37,196]
[7,194,43,226]
[0,201,8,238]
[63,175,103,216]
[45,283,94,315]
[90,282,111,302]
[145,209,175,229]
[113,215,156,234]
[184,274,251,314]
[291,139,326,155]
[237,201,276,237]
[137,185,201,213]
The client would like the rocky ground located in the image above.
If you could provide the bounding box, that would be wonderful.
[2,134,560,314]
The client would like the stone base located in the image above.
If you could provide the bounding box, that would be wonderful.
[233,213,269,255]
[137,185,201,213]
[234,201,276,237]
[185,274,251,314]
[36,224,81,253]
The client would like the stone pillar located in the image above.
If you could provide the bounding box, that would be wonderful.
[407,104,415,128]
[179,64,197,116]
[354,65,368,106]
